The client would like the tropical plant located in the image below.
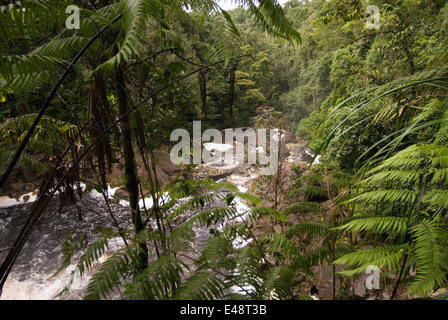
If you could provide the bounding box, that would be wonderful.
[282,163,355,299]
[0,0,302,295]
[55,178,314,300]
[333,143,448,298]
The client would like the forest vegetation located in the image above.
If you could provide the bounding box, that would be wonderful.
[0,0,447,300]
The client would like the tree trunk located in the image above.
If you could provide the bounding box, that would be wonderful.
[199,71,207,119]
[115,64,148,266]
[228,60,238,126]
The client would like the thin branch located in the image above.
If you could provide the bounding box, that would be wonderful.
[125,48,179,70]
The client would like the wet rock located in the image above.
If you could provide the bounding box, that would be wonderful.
[138,164,171,189]
[152,151,183,176]
[11,182,25,193]
[281,131,297,145]
[235,163,251,174]
[266,255,278,266]
[207,169,234,181]
[114,187,129,200]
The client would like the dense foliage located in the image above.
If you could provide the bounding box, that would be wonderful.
[0,0,447,300]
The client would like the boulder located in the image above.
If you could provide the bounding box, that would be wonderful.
[138,164,171,189]
[113,187,129,200]
[282,131,297,144]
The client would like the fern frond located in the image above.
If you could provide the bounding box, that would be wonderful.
[203,179,239,193]
[99,0,167,70]
[247,206,288,223]
[234,191,262,206]
[335,216,410,236]
[232,246,264,294]
[245,0,301,44]
[76,236,109,277]
[173,271,227,300]
[123,255,187,300]
[422,189,448,209]
[167,226,196,253]
[198,234,234,270]
[263,266,296,299]
[430,168,448,184]
[289,185,327,199]
[167,193,217,222]
[0,0,67,44]
[349,189,418,205]
[295,172,323,186]
[282,201,327,214]
[53,232,86,277]
[435,108,448,144]
[283,223,328,238]
[304,245,331,266]
[185,205,238,227]
[363,170,422,185]
[261,233,309,273]
[406,218,448,296]
[84,247,143,300]
[334,245,405,276]
[335,243,356,259]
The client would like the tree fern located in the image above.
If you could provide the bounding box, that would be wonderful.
[334,245,405,277]
[334,216,410,237]
[262,266,296,300]
[173,271,227,300]
[84,247,143,300]
[406,218,448,296]
[122,254,188,300]
[283,223,328,238]
[197,234,234,270]
[246,206,288,224]
[0,0,69,44]
[334,143,448,297]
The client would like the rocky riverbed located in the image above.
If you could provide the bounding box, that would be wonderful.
[0,126,320,300]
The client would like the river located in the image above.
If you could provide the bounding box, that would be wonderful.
[0,141,319,300]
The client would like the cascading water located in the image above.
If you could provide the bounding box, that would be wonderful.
[0,141,319,300]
